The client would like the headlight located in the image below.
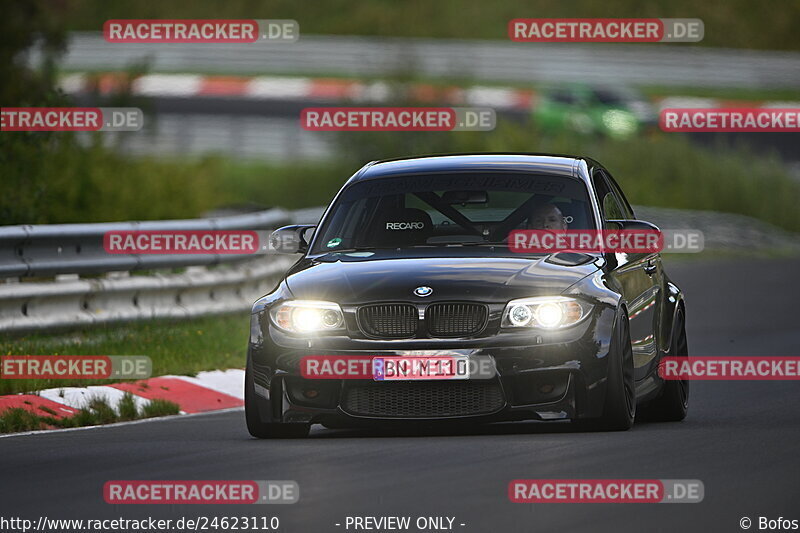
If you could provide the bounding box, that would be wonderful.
[270,300,345,334]
[502,297,591,330]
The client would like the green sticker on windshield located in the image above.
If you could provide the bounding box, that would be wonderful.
[326,237,342,248]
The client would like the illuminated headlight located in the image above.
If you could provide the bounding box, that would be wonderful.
[270,300,345,334]
[502,297,591,330]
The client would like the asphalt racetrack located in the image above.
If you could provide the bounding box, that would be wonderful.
[2,257,799,533]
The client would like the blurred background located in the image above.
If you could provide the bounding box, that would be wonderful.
[4,2,800,514]
[2,0,799,247]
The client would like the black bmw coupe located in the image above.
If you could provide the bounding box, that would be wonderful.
[245,154,689,438]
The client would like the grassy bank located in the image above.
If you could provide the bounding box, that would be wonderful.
[2,122,798,232]
[0,132,349,224]
[0,313,250,396]
[0,394,179,434]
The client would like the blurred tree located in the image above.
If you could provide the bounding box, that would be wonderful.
[0,0,72,224]
[0,0,68,106]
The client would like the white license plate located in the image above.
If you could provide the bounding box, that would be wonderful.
[373,356,470,381]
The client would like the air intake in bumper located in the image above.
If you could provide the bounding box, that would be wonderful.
[341,380,505,418]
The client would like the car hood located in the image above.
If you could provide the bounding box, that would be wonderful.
[284,253,600,304]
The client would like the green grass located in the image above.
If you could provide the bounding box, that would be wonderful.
[0,313,250,396]
[0,394,180,434]
[141,399,182,418]
[117,392,138,421]
[580,134,799,232]
[0,129,347,224]
[4,119,798,232]
[216,159,351,211]
[60,0,800,51]
[0,408,43,433]
[1,134,229,225]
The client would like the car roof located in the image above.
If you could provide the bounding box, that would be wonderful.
[350,153,593,184]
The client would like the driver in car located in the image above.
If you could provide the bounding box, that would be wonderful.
[527,203,569,230]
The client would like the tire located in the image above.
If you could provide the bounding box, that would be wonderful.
[583,310,636,431]
[245,361,310,439]
[644,306,689,422]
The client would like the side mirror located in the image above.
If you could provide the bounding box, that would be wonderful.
[269,225,316,254]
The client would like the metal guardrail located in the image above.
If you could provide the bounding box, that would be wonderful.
[34,33,800,89]
[0,208,323,332]
[0,257,297,332]
[0,208,294,278]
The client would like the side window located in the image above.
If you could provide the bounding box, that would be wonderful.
[321,197,370,248]
[591,170,625,221]
[603,194,625,220]
[603,170,635,219]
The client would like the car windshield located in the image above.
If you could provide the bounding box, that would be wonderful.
[310,172,595,254]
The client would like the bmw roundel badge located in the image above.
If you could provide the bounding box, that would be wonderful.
[414,286,433,297]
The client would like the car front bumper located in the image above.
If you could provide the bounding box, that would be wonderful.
[248,305,617,426]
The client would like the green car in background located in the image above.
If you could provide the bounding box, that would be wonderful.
[532,84,656,139]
